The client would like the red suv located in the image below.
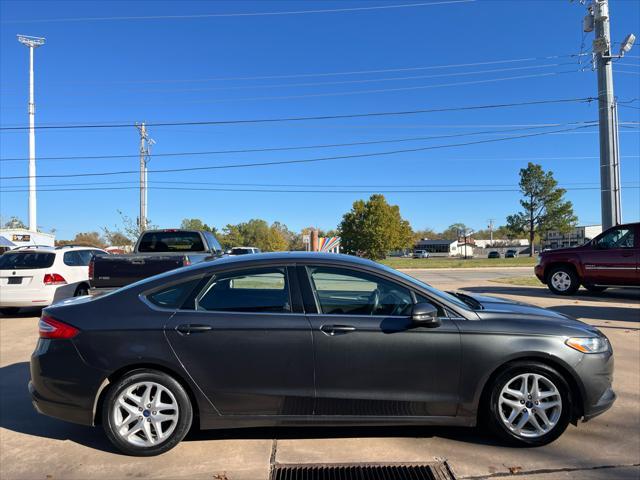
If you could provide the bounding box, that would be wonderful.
[535,222,639,295]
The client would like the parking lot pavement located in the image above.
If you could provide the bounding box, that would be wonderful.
[1,272,638,480]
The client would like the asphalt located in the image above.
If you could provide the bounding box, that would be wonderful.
[0,268,638,480]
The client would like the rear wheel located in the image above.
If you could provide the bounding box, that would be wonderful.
[547,266,580,295]
[584,285,607,293]
[486,362,571,446]
[102,369,193,456]
[74,284,89,297]
[0,307,20,316]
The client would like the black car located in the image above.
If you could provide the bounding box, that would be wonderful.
[30,253,615,456]
[488,251,501,259]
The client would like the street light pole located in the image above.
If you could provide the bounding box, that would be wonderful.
[17,35,45,232]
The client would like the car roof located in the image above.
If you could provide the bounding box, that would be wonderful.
[184,251,378,272]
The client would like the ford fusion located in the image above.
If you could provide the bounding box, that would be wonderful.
[29,253,615,456]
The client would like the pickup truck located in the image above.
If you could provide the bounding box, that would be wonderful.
[535,222,639,295]
[89,229,223,294]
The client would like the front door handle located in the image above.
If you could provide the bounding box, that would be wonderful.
[621,251,634,257]
[320,324,356,336]
[176,324,213,335]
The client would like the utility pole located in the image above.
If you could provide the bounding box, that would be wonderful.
[581,0,635,229]
[136,123,155,232]
[17,35,45,232]
[488,219,494,246]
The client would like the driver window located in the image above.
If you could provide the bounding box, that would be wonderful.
[595,228,634,249]
[308,266,413,316]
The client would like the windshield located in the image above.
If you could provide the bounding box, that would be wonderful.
[376,263,471,311]
[0,252,55,270]
[138,232,205,252]
[230,248,253,255]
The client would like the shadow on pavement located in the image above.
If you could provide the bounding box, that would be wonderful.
[0,362,114,453]
[461,285,640,303]
[549,305,640,323]
[1,362,509,454]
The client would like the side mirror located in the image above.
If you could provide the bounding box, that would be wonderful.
[411,302,441,328]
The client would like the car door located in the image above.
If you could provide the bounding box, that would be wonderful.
[582,225,637,285]
[300,265,461,417]
[165,265,315,416]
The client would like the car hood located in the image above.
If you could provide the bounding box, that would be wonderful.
[453,291,599,332]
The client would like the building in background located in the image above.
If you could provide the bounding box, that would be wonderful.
[0,228,55,249]
[414,239,460,257]
[474,239,529,248]
[317,236,341,253]
[542,225,602,250]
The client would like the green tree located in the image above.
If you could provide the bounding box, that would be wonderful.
[339,194,413,260]
[413,227,440,242]
[506,163,577,256]
[57,232,107,248]
[219,219,289,252]
[104,231,132,247]
[180,218,217,234]
[103,210,157,243]
[441,223,468,240]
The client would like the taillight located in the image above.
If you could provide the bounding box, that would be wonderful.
[39,314,79,339]
[43,273,67,285]
[183,257,191,266]
[88,259,95,280]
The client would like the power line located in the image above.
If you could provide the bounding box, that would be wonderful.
[0,124,600,180]
[3,179,638,191]
[1,1,475,24]
[1,185,638,194]
[0,121,599,162]
[0,97,596,131]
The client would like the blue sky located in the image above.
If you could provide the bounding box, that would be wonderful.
[1,0,639,239]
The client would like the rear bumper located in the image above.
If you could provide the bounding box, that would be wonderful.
[30,338,106,426]
[0,288,56,308]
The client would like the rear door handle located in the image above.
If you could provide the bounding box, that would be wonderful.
[320,324,356,336]
[621,252,634,257]
[176,324,213,335]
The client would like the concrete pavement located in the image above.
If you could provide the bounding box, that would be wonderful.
[1,269,638,480]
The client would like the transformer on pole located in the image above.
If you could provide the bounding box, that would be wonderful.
[17,34,45,232]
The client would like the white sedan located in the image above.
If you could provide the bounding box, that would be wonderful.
[0,245,106,315]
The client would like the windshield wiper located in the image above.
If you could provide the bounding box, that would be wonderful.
[447,291,484,310]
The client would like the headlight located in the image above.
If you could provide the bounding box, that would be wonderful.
[565,336,610,353]
[536,255,542,265]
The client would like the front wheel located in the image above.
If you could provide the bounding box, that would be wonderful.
[547,266,580,295]
[102,369,193,456]
[486,362,571,446]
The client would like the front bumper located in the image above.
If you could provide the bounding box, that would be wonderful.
[574,348,616,422]
[534,264,545,283]
[30,337,106,426]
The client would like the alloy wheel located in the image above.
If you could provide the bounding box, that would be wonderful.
[111,381,180,447]
[498,373,562,438]
[550,271,572,292]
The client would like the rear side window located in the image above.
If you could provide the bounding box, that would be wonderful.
[138,232,205,252]
[147,278,202,309]
[63,251,82,266]
[196,267,290,313]
[0,252,55,270]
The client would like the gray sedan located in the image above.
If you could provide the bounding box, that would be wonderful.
[30,252,615,456]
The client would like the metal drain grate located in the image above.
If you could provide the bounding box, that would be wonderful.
[270,461,456,480]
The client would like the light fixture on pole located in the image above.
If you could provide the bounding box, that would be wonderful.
[17,34,45,232]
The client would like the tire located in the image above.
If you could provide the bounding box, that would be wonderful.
[584,285,607,293]
[486,362,572,446]
[0,307,20,316]
[102,369,193,456]
[546,266,580,295]
[74,284,89,297]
